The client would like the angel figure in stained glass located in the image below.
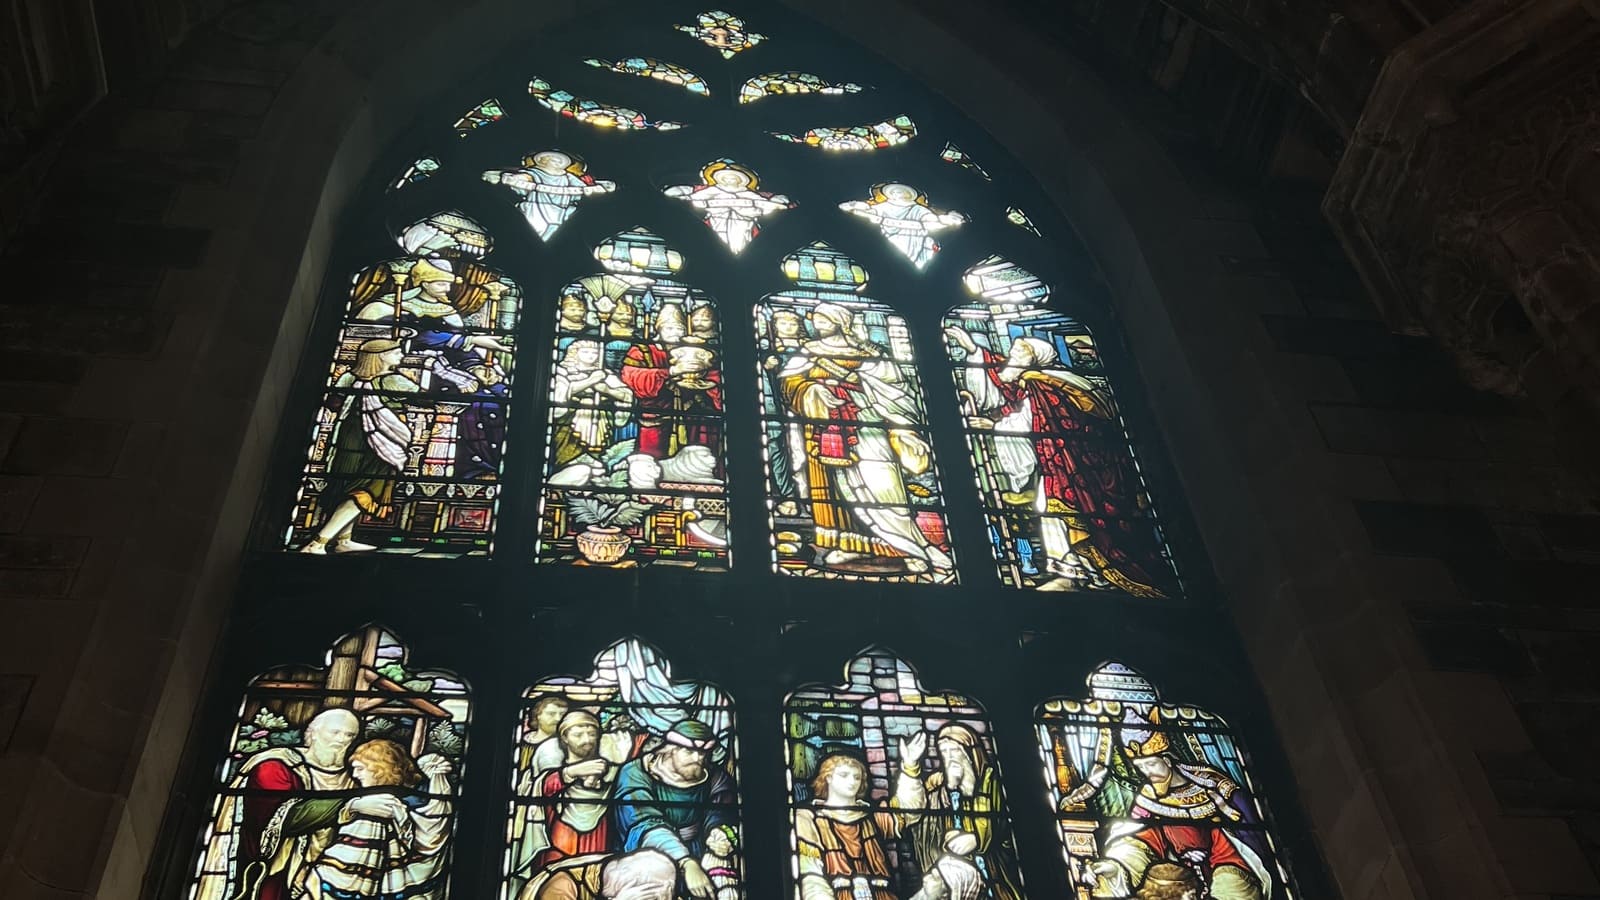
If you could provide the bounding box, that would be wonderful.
[839,184,966,269]
[663,160,794,255]
[945,325,1171,597]
[484,151,616,241]
[1082,712,1271,900]
[776,304,954,578]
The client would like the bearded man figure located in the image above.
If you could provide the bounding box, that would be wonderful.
[1086,716,1272,900]
[535,711,621,866]
[196,709,359,900]
[614,721,738,900]
[947,326,1174,597]
[892,725,1021,900]
[777,303,953,578]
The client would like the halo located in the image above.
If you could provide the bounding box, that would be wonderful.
[701,158,759,189]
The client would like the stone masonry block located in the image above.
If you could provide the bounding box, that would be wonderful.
[3,418,130,476]
[1314,405,1487,459]
[1354,499,1501,558]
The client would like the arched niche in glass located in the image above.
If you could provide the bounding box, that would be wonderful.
[757,243,956,583]
[187,625,471,900]
[784,648,1027,900]
[287,210,521,558]
[1037,662,1293,900]
[942,257,1177,596]
[503,638,741,900]
[536,228,730,571]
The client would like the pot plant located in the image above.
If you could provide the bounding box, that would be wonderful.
[569,494,655,564]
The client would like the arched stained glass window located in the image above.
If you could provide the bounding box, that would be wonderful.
[288,212,520,557]
[188,626,471,900]
[943,257,1178,596]
[537,228,730,570]
[503,639,741,900]
[758,243,955,583]
[784,648,1026,900]
[1037,662,1293,899]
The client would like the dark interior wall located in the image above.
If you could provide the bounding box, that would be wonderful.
[0,1,1597,900]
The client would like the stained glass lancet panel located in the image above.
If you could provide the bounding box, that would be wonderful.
[784,649,1027,900]
[537,228,730,570]
[1037,662,1294,899]
[502,639,742,900]
[288,211,520,557]
[757,243,956,583]
[187,626,471,900]
[942,257,1177,596]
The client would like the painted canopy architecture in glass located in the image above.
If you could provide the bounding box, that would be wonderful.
[1038,662,1293,899]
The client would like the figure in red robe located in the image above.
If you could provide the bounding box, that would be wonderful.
[619,303,723,465]
[950,329,1173,597]
[534,711,622,868]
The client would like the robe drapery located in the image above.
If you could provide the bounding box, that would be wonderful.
[618,343,723,462]
[285,777,454,900]
[327,372,420,515]
[534,765,615,867]
[776,338,946,566]
[795,805,904,900]
[896,766,1021,900]
[972,348,1173,597]
[614,758,737,862]
[194,750,353,900]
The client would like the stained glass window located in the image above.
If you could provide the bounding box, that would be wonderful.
[839,183,966,270]
[537,228,729,570]
[504,639,741,900]
[188,626,471,900]
[739,71,865,103]
[483,150,616,242]
[757,243,955,583]
[1004,207,1042,237]
[663,158,795,255]
[939,142,991,180]
[1038,662,1294,899]
[584,56,710,95]
[529,77,685,131]
[785,649,1027,900]
[675,9,766,57]
[392,156,440,191]
[943,257,1177,595]
[771,115,917,151]
[288,211,519,557]
[454,98,505,137]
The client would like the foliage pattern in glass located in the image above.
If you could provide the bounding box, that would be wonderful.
[938,142,991,181]
[584,56,710,95]
[785,649,1026,900]
[537,229,730,571]
[287,211,519,557]
[392,156,440,191]
[772,116,916,151]
[675,10,766,57]
[503,639,741,900]
[529,77,685,131]
[1037,662,1293,900]
[943,257,1177,596]
[188,626,470,900]
[757,243,955,583]
[1004,207,1041,237]
[454,98,505,137]
[739,72,864,104]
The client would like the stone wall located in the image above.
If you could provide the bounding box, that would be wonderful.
[0,1,1597,900]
